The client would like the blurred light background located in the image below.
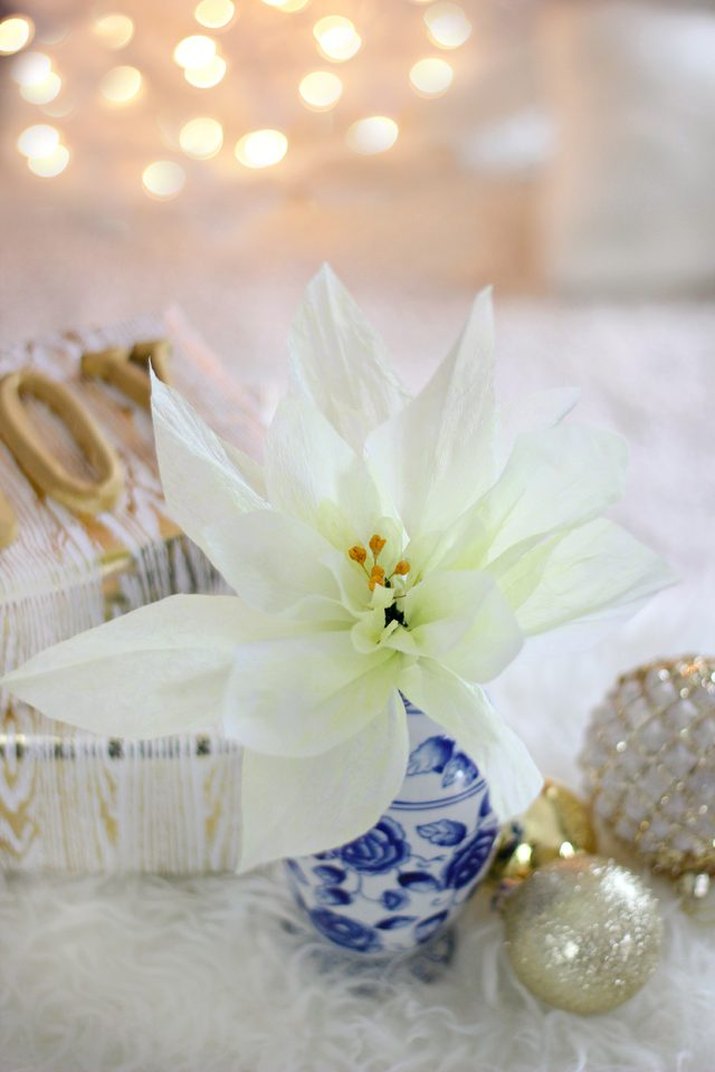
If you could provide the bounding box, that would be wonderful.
[0,0,714,384]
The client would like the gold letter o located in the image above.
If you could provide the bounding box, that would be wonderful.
[0,370,125,516]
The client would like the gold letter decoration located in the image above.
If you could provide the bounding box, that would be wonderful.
[0,369,125,516]
[81,339,171,409]
[0,486,18,548]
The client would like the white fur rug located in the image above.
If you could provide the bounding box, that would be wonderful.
[0,582,712,1072]
[0,861,709,1072]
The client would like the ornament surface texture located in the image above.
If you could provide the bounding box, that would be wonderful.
[284,697,499,958]
[581,656,715,877]
[494,780,597,888]
[503,856,663,1015]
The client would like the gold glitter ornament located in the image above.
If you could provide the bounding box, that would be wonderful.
[502,856,663,1014]
[580,656,715,882]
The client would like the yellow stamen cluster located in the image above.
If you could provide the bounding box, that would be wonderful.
[347,534,411,592]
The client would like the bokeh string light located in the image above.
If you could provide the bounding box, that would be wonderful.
[299,70,343,112]
[179,117,224,159]
[194,0,236,29]
[16,123,59,158]
[173,34,217,69]
[313,16,362,62]
[235,129,289,169]
[409,56,454,97]
[262,0,312,12]
[184,55,227,88]
[346,116,399,155]
[11,49,62,105]
[92,14,134,50]
[0,14,34,54]
[100,65,143,106]
[424,2,472,49]
[5,2,475,194]
[11,50,51,85]
[142,160,186,200]
[27,143,70,177]
[16,121,70,177]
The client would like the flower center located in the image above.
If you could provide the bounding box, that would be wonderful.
[347,534,410,628]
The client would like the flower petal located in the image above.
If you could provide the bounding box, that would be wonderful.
[202,509,344,616]
[223,629,398,757]
[399,660,542,820]
[151,374,267,575]
[221,439,266,499]
[3,595,277,738]
[447,422,628,569]
[238,691,408,871]
[385,570,523,682]
[366,289,496,536]
[264,395,382,548]
[289,265,408,450]
[499,518,676,635]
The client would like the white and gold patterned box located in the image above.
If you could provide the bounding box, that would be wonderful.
[0,311,263,873]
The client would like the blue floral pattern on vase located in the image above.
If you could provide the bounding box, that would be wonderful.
[339,816,410,875]
[442,827,499,890]
[284,696,500,958]
[309,909,383,954]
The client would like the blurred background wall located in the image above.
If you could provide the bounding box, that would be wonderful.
[0,0,714,377]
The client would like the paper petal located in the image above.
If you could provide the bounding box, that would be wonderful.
[385,570,523,683]
[399,660,542,820]
[223,629,398,757]
[471,422,628,564]
[238,691,408,871]
[151,374,267,578]
[366,289,496,536]
[162,304,266,465]
[264,395,382,548]
[507,518,677,635]
[289,265,408,451]
[202,509,345,616]
[4,595,275,738]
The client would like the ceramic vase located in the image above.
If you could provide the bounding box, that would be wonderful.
[284,696,499,959]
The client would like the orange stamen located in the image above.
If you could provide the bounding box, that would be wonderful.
[369,534,386,558]
[393,560,410,576]
[348,545,367,565]
[369,564,386,590]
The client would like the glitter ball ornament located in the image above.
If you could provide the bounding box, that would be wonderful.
[581,656,715,878]
[502,856,663,1014]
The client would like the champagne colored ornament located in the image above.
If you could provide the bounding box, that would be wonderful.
[502,856,663,1014]
[493,779,597,888]
[580,656,715,886]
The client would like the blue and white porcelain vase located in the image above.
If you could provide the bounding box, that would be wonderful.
[284,696,499,959]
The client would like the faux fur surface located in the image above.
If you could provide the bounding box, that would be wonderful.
[0,861,709,1072]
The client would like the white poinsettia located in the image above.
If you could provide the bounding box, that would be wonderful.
[4,267,673,871]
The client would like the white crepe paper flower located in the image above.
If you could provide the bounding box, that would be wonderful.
[4,267,673,871]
